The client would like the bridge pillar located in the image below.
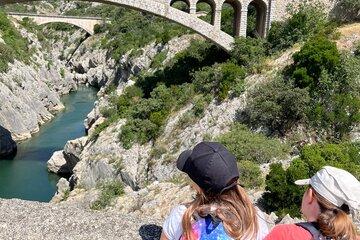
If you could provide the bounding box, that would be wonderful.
[212,9,222,30]
[189,0,197,14]
[266,0,276,37]
[239,9,248,37]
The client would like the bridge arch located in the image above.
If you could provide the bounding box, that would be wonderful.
[2,0,235,51]
[247,0,268,37]
[2,0,276,50]
[221,0,241,36]
[170,0,190,12]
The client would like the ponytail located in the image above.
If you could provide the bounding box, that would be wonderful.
[313,190,358,240]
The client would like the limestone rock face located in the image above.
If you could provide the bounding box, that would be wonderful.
[0,125,17,159]
[0,18,80,141]
[47,137,88,175]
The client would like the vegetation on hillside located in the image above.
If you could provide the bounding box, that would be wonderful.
[0,10,33,72]
[90,180,124,210]
[262,142,360,217]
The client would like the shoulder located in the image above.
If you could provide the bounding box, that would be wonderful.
[162,205,187,240]
[254,208,269,240]
[264,224,312,240]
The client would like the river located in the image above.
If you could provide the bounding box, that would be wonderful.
[0,86,98,202]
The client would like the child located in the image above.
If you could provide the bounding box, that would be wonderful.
[160,141,269,240]
[265,166,360,240]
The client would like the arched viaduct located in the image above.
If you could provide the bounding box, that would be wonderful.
[1,0,277,51]
[7,12,105,35]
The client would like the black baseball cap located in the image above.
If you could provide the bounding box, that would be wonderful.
[177,142,239,194]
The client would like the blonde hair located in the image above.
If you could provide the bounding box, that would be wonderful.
[312,188,358,240]
[181,184,258,240]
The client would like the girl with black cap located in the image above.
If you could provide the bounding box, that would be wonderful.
[265,166,360,240]
[160,141,269,240]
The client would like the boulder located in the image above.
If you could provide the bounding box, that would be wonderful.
[51,178,70,203]
[0,125,17,159]
[63,137,87,169]
[47,151,68,174]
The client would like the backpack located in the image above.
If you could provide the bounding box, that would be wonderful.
[181,215,233,240]
[295,222,332,240]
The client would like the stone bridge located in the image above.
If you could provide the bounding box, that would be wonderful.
[7,12,105,35]
[1,0,279,51]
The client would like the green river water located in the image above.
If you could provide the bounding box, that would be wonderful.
[0,86,98,202]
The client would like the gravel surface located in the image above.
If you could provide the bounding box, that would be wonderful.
[0,198,162,240]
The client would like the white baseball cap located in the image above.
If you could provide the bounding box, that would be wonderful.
[295,166,360,210]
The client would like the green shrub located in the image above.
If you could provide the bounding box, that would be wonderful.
[89,120,111,141]
[59,68,65,79]
[230,37,267,72]
[150,50,168,69]
[101,8,190,61]
[290,35,340,89]
[0,43,14,72]
[217,123,291,164]
[238,160,264,189]
[291,43,359,140]
[90,180,124,210]
[0,10,32,72]
[192,62,246,100]
[119,118,159,149]
[267,1,328,52]
[136,40,228,97]
[244,77,310,136]
[93,23,105,34]
[263,142,360,217]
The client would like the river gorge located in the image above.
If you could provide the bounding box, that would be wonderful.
[0,1,359,239]
[0,86,97,202]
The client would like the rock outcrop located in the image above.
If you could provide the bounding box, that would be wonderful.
[0,125,17,159]
[0,16,82,141]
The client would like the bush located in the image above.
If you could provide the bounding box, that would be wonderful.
[100,8,191,61]
[262,142,360,217]
[290,35,340,89]
[291,43,359,140]
[119,118,160,149]
[217,123,291,164]
[267,1,328,52]
[90,180,124,210]
[0,43,14,72]
[192,62,246,100]
[244,77,310,136]
[0,10,32,72]
[238,160,264,189]
[136,40,228,97]
[230,37,267,72]
[150,50,168,69]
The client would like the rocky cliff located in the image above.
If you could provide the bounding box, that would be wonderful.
[0,17,83,141]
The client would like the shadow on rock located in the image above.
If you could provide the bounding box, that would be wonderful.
[139,224,162,240]
[0,125,17,160]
